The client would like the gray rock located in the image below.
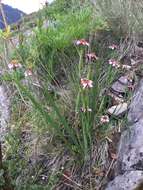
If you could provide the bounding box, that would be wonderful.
[0,85,11,141]
[111,81,127,94]
[105,171,143,190]
[107,103,128,117]
[118,76,129,85]
[111,76,131,94]
[105,79,143,190]
[128,79,143,123]
[116,119,143,173]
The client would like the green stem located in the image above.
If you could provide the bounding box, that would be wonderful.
[78,49,84,78]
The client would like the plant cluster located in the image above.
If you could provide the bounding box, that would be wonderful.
[0,0,141,189]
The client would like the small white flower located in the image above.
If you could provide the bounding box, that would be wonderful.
[108,59,120,68]
[42,176,46,180]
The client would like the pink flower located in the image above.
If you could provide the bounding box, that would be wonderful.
[24,69,33,77]
[108,44,118,50]
[108,59,120,68]
[100,115,110,124]
[80,78,93,89]
[75,39,89,46]
[86,53,98,61]
[8,60,22,70]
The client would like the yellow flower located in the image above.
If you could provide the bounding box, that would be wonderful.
[3,26,11,39]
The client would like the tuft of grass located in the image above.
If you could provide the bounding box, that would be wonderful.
[95,0,143,40]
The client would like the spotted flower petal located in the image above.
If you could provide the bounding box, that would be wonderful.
[8,59,22,70]
[80,78,93,89]
[24,69,33,77]
[100,115,110,124]
[75,39,89,46]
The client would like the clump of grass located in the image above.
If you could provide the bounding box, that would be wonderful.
[95,0,143,41]
[11,39,120,163]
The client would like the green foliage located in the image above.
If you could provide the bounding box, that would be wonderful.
[47,9,91,48]
[1,0,127,189]
[0,169,5,188]
[95,0,143,40]
[13,44,119,162]
[16,3,107,83]
[44,0,73,17]
[10,2,109,160]
[43,0,91,18]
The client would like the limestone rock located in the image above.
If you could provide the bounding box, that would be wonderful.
[106,78,143,190]
[128,79,143,123]
[105,171,143,190]
[116,119,143,173]
[0,85,11,141]
[111,76,131,94]
[111,81,127,94]
[107,103,128,116]
[118,76,129,85]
